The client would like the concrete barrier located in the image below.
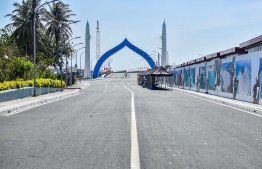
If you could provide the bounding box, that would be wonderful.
[0,87,61,102]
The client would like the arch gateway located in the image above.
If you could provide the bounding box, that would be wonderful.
[85,21,167,79]
[92,38,155,78]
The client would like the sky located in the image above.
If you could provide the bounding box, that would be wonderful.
[1,0,262,71]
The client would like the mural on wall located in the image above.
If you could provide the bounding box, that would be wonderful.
[174,69,179,85]
[214,59,222,93]
[185,68,190,87]
[190,68,195,88]
[235,59,251,96]
[172,52,262,105]
[175,69,184,87]
[221,56,236,93]
[207,64,215,90]
[199,66,206,89]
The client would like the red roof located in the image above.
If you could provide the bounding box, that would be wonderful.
[220,47,246,57]
[205,52,220,60]
[239,35,262,48]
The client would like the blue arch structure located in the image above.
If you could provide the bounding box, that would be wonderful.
[93,38,155,78]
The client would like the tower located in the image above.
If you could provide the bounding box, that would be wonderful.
[96,20,100,62]
[84,20,91,78]
[161,21,167,67]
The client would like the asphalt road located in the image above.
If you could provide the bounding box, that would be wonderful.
[0,76,262,169]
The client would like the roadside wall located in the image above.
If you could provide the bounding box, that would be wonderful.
[0,87,60,102]
[171,51,262,104]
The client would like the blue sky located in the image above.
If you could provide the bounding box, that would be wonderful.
[1,0,262,70]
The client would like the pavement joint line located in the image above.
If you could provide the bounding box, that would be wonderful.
[121,83,140,169]
[0,89,80,116]
[171,87,262,117]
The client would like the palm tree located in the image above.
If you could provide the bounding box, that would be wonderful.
[44,1,76,75]
[5,0,44,60]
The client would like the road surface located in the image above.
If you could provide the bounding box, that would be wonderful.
[0,76,262,169]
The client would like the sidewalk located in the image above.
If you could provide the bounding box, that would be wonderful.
[0,80,91,116]
[171,86,262,116]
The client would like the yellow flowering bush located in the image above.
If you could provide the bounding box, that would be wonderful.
[0,79,65,91]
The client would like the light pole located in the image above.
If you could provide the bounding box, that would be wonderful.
[75,46,85,85]
[65,37,80,87]
[152,51,161,67]
[70,43,83,85]
[59,20,80,90]
[79,51,85,83]
[91,57,96,79]
[158,47,169,66]
[150,54,158,67]
[33,0,59,97]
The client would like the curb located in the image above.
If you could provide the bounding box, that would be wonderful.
[171,87,262,116]
[0,90,80,116]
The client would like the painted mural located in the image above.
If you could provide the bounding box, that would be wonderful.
[174,68,184,87]
[235,59,251,96]
[185,68,190,87]
[207,64,215,90]
[171,51,262,105]
[221,57,235,93]
[190,68,195,88]
[199,66,206,89]
[174,69,179,86]
[214,59,222,93]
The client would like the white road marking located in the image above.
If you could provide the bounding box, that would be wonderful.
[122,83,140,169]
[104,83,107,92]
[2,92,81,117]
[180,92,262,118]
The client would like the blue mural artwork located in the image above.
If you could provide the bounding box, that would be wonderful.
[221,62,234,93]
[235,59,251,96]
[190,68,195,87]
[93,39,155,78]
[185,69,189,87]
[199,66,206,89]
[208,71,215,90]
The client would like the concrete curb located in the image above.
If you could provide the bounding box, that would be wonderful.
[171,87,262,116]
[0,89,80,116]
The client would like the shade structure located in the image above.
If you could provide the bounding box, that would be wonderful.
[150,66,173,77]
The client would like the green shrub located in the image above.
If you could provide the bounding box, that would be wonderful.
[0,79,64,92]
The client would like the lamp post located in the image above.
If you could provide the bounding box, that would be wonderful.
[79,51,85,83]
[65,37,80,87]
[75,47,85,85]
[70,43,83,85]
[150,54,158,67]
[152,51,161,67]
[33,0,59,97]
[91,57,96,79]
[158,47,169,66]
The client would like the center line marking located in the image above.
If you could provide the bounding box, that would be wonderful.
[122,83,140,169]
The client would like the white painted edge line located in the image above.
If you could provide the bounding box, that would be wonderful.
[122,83,140,169]
[104,83,107,92]
[0,90,80,116]
[179,91,262,118]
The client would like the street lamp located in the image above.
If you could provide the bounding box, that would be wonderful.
[70,43,83,85]
[33,0,59,97]
[158,47,169,66]
[65,36,80,87]
[75,46,85,85]
[79,51,85,83]
[152,51,161,67]
[60,21,80,89]
[150,54,158,67]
